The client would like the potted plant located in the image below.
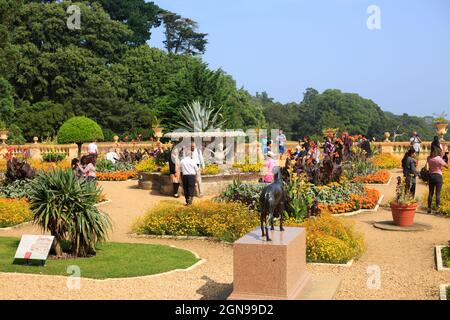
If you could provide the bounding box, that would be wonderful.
[390,177,418,227]
[152,116,164,142]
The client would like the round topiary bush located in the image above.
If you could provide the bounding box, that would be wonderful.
[57,117,104,158]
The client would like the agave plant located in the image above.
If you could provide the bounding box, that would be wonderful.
[28,170,112,257]
[177,100,226,131]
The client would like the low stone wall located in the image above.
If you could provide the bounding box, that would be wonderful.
[138,172,262,196]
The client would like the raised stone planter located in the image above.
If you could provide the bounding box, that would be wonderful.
[138,172,261,196]
[435,245,450,271]
[440,284,449,300]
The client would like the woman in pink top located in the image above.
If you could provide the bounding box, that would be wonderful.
[427,147,448,213]
[263,152,277,183]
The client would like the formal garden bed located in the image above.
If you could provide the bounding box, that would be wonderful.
[133,198,365,264]
[370,153,401,170]
[0,237,199,279]
[435,245,450,271]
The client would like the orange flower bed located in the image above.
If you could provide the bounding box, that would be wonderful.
[318,187,381,215]
[353,170,390,184]
[97,171,137,181]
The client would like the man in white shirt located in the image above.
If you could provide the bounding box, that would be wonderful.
[410,132,422,158]
[87,140,98,163]
[180,151,199,205]
[190,142,205,197]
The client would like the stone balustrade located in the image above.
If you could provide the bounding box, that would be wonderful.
[0,140,448,161]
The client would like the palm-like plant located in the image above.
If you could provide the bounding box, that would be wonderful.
[28,170,112,257]
[177,100,226,131]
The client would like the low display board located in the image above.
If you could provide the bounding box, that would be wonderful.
[14,235,55,261]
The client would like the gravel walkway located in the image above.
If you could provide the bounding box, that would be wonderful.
[1,169,449,300]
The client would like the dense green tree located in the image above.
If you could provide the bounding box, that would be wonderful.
[96,0,162,46]
[0,77,14,124]
[161,11,208,56]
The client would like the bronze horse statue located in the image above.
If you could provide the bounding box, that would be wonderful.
[260,167,287,241]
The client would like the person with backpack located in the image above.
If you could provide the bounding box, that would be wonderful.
[427,147,449,213]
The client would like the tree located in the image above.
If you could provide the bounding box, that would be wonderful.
[96,0,162,46]
[161,11,208,55]
[57,116,104,158]
[0,77,15,124]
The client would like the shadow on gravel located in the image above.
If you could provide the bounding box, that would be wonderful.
[197,276,233,300]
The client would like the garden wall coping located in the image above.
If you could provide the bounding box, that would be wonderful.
[435,245,450,271]
[439,284,449,300]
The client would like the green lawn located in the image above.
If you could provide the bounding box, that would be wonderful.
[0,237,199,279]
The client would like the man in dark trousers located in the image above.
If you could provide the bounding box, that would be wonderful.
[180,150,199,205]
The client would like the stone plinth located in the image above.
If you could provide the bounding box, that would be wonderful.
[229,227,311,300]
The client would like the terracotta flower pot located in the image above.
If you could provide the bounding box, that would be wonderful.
[390,202,418,227]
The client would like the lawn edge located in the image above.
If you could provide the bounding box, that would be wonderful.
[435,245,450,271]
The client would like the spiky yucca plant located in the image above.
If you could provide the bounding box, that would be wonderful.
[177,100,226,131]
[29,170,112,257]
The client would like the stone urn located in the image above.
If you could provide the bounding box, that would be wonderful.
[152,127,164,143]
[0,130,8,145]
[390,202,418,227]
[384,132,391,142]
[435,122,448,141]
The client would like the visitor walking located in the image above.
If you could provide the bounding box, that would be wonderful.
[410,132,422,158]
[180,150,199,205]
[78,155,97,182]
[276,130,287,159]
[190,142,205,197]
[88,139,99,164]
[169,148,181,198]
[427,147,448,213]
[402,148,419,197]
[263,151,277,183]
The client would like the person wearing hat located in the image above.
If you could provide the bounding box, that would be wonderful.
[263,151,277,183]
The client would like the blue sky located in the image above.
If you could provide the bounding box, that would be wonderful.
[149,0,450,117]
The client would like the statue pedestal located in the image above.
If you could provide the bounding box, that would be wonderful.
[228,227,311,300]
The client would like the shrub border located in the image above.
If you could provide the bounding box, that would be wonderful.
[333,194,384,217]
[439,284,449,300]
[435,245,450,271]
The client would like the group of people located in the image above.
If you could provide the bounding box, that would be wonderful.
[168,142,205,206]
[260,130,374,183]
[402,133,448,213]
[71,140,99,182]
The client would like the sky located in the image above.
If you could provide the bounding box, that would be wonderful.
[149,0,450,118]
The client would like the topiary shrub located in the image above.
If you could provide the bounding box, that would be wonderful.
[57,117,104,158]
[28,170,112,257]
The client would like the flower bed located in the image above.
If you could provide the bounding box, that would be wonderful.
[0,198,32,228]
[370,153,401,169]
[318,187,381,215]
[133,200,259,243]
[299,214,365,264]
[353,170,390,184]
[97,171,138,181]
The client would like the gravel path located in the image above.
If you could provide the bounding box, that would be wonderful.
[1,169,449,300]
